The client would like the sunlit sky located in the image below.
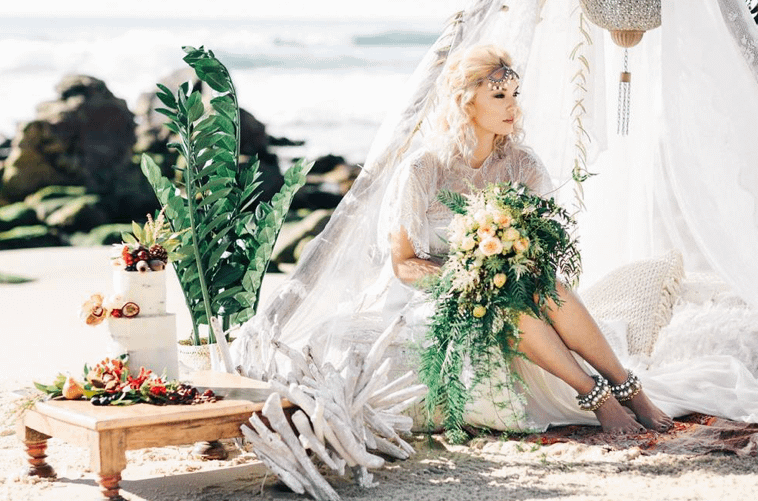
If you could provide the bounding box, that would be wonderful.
[1,0,468,20]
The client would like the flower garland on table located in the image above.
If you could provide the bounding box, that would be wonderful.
[419,182,582,443]
[34,356,218,406]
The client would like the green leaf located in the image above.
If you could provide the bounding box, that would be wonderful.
[206,238,233,270]
[198,187,233,208]
[186,91,205,123]
[212,264,245,289]
[210,97,237,123]
[154,107,178,121]
[121,232,137,244]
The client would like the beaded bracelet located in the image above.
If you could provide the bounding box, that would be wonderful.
[610,370,642,402]
[576,375,611,412]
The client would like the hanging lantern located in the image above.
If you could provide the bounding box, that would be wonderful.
[579,0,661,135]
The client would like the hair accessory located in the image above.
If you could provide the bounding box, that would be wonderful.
[576,375,611,412]
[610,370,642,402]
[485,61,520,91]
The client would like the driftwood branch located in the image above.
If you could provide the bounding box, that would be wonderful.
[240,314,427,501]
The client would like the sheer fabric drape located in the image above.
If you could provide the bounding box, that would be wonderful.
[232,0,758,372]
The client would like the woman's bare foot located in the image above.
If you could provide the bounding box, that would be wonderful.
[594,398,646,435]
[621,390,674,433]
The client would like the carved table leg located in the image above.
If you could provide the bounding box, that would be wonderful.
[90,429,127,501]
[99,472,126,501]
[22,428,56,478]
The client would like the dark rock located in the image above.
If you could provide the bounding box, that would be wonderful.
[269,136,305,147]
[0,202,39,232]
[289,155,361,211]
[291,186,344,211]
[70,223,133,246]
[0,225,63,250]
[0,135,10,162]
[310,154,347,175]
[0,75,156,221]
[271,209,333,266]
[44,194,106,232]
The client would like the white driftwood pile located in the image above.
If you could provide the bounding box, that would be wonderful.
[237,316,427,501]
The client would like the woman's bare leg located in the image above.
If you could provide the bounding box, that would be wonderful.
[517,313,645,434]
[542,283,673,432]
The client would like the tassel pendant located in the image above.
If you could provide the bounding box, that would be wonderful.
[617,48,631,135]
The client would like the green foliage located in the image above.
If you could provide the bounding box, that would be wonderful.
[420,182,582,443]
[140,46,310,344]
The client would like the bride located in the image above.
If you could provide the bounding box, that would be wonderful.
[232,2,758,437]
[384,44,670,434]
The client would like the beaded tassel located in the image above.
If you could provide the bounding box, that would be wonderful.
[617,48,631,135]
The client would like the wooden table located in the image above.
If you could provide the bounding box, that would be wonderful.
[17,372,283,501]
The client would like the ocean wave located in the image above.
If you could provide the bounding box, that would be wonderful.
[352,30,439,47]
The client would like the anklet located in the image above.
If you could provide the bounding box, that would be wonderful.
[610,370,642,402]
[576,375,611,412]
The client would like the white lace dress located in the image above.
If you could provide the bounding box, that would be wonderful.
[379,144,758,432]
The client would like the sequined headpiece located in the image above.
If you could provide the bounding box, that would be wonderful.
[485,61,519,91]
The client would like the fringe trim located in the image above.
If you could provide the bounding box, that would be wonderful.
[645,249,684,356]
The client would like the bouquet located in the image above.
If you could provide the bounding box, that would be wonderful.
[419,182,582,443]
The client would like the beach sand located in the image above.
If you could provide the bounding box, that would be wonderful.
[1,247,757,500]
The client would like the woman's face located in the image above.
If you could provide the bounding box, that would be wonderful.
[469,78,520,139]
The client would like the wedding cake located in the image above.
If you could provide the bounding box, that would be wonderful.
[106,265,178,380]
[81,214,181,380]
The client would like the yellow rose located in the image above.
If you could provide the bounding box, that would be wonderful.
[477,223,496,239]
[478,236,503,256]
[493,273,507,288]
[504,227,520,242]
[472,305,487,318]
[493,211,513,228]
[514,237,530,253]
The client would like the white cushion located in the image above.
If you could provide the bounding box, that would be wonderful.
[582,250,684,356]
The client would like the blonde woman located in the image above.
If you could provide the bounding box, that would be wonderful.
[386,45,671,434]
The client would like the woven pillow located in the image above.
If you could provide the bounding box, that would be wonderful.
[582,249,684,356]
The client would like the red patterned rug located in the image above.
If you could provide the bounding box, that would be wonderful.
[519,414,758,456]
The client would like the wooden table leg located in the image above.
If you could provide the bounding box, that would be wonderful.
[90,429,127,501]
[22,428,56,478]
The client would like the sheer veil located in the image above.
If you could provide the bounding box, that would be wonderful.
[231,0,544,371]
[232,0,758,373]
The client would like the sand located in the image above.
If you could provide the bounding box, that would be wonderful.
[1,247,757,501]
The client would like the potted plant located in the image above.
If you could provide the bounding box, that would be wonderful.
[140,46,310,370]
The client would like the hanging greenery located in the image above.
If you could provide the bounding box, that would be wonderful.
[419,183,582,443]
[141,46,310,345]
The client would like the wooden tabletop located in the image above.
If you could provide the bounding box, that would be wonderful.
[26,371,284,431]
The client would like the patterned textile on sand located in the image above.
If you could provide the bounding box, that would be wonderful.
[516,414,758,456]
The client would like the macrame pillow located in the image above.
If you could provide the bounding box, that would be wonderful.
[582,249,684,356]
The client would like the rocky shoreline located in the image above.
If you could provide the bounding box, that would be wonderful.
[0,71,358,270]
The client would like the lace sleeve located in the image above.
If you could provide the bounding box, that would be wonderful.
[380,151,439,259]
[513,147,554,196]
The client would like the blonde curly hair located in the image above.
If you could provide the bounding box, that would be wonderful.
[433,44,524,165]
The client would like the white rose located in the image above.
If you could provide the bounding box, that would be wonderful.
[461,235,476,251]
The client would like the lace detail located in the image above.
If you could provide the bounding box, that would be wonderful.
[384,145,554,260]
[719,0,758,82]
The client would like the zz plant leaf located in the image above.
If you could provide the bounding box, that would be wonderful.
[140,45,311,345]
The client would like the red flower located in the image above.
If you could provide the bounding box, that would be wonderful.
[150,384,167,396]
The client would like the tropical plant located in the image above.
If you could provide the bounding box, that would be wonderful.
[140,46,310,345]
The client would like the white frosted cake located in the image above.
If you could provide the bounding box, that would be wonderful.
[106,268,178,379]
